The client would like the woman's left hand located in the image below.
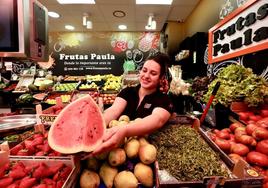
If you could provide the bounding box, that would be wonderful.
[82,125,127,159]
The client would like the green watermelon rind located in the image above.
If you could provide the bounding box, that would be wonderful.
[48,95,106,154]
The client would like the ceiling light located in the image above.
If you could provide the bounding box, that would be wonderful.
[65,25,75,30]
[86,21,93,29]
[48,11,60,18]
[118,25,127,30]
[57,0,95,4]
[83,13,88,26]
[151,20,156,29]
[136,0,173,5]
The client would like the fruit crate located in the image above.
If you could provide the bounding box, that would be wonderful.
[153,115,264,188]
[8,131,71,158]
[3,156,81,188]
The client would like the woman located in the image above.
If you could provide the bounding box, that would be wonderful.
[86,52,173,157]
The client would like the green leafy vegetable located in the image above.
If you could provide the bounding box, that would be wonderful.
[203,64,268,107]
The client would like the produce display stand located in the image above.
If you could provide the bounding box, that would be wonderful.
[0,144,80,188]
[154,115,264,188]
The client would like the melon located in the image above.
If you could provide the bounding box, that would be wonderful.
[48,95,105,154]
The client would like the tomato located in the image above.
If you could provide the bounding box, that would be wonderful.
[216,131,230,140]
[230,143,249,156]
[229,134,235,141]
[229,123,243,133]
[249,115,262,122]
[208,133,217,141]
[221,128,231,133]
[234,127,247,136]
[256,140,268,155]
[252,127,268,140]
[261,110,268,117]
[212,129,220,134]
[246,151,268,167]
[245,123,258,136]
[215,138,231,152]
[263,182,268,188]
[235,134,256,146]
[256,117,268,129]
[238,112,249,121]
[228,153,244,164]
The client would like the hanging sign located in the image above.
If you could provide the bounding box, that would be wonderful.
[208,0,268,64]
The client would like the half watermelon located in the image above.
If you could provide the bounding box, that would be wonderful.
[48,95,105,154]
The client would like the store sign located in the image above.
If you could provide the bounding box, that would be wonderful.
[208,0,268,64]
[49,32,160,76]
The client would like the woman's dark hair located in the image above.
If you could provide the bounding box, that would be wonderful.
[146,52,171,78]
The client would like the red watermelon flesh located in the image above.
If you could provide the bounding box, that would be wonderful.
[48,95,105,154]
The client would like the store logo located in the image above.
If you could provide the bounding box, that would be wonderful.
[208,0,268,64]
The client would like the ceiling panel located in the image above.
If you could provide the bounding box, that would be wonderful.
[38,0,201,32]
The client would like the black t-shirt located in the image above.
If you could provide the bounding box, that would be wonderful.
[117,85,173,120]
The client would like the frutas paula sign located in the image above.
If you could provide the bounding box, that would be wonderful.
[208,0,268,64]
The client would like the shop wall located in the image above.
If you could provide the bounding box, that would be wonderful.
[184,0,222,37]
[165,21,185,56]
[47,32,160,76]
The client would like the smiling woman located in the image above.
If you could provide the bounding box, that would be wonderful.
[81,52,174,158]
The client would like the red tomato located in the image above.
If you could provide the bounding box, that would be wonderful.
[261,110,268,117]
[252,127,268,140]
[221,128,231,133]
[234,127,247,136]
[256,117,268,129]
[246,151,268,167]
[235,134,256,146]
[215,138,231,152]
[216,131,230,139]
[230,143,249,156]
[238,112,249,121]
[229,134,235,141]
[229,122,243,133]
[249,115,263,122]
[245,123,258,136]
[256,140,268,155]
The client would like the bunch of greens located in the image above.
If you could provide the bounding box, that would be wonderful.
[203,64,268,107]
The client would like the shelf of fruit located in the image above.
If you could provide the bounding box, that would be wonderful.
[206,107,268,184]
[44,93,71,105]
[0,159,74,188]
[99,93,117,105]
[53,83,78,92]
[102,76,122,92]
[64,75,85,82]
[10,131,65,157]
[72,91,99,103]
[78,82,98,90]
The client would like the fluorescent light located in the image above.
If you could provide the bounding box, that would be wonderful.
[65,25,75,30]
[48,11,60,18]
[151,20,156,29]
[136,0,172,5]
[86,21,93,29]
[118,25,127,30]
[57,0,95,4]
[145,20,156,30]
[83,15,88,26]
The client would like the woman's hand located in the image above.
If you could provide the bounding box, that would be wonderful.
[81,125,127,159]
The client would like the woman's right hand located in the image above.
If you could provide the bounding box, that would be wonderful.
[82,125,127,159]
